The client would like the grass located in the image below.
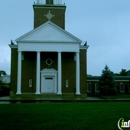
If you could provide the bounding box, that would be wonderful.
[0,102,130,130]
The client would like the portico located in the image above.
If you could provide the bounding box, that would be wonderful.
[16,51,80,95]
[15,21,81,95]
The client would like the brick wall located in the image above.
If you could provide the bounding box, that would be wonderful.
[33,5,66,29]
[11,51,87,95]
[10,48,18,94]
[62,52,76,94]
[21,52,36,93]
[80,49,87,94]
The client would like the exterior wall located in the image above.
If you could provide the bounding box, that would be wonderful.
[62,52,76,94]
[21,52,76,94]
[33,5,66,29]
[21,52,36,93]
[80,49,87,95]
[87,76,130,95]
[10,48,18,94]
[87,82,100,96]
[11,51,87,95]
[115,82,130,94]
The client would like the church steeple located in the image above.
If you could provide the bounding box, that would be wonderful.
[33,0,66,29]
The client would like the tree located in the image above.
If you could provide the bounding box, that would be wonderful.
[99,65,115,97]
[0,71,9,96]
[119,69,128,76]
[0,70,6,77]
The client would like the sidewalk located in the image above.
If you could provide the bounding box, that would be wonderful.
[0,96,130,103]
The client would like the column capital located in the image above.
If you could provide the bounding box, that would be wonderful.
[57,51,62,53]
[36,51,41,53]
[18,50,22,52]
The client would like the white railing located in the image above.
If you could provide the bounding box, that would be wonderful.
[36,0,62,5]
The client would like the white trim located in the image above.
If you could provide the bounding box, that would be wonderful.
[76,52,80,95]
[33,5,66,9]
[41,68,57,93]
[35,51,41,94]
[17,41,80,43]
[95,83,100,92]
[57,52,62,95]
[29,79,32,87]
[120,83,125,93]
[18,42,79,52]
[16,21,82,43]
[80,46,87,50]
[16,51,22,94]
[115,80,129,82]
[87,83,92,92]
[9,45,18,48]
[66,79,69,88]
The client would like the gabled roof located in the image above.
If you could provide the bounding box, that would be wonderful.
[16,21,82,43]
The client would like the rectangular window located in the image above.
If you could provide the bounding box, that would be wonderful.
[120,83,125,93]
[74,53,76,61]
[128,84,130,92]
[87,83,92,92]
[95,83,100,92]
[66,79,69,87]
[29,79,32,87]
[22,52,24,60]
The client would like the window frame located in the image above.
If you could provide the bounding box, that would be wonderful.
[95,83,100,92]
[120,83,125,93]
[87,83,92,92]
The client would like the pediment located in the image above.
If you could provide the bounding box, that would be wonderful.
[16,21,82,43]
[41,68,57,73]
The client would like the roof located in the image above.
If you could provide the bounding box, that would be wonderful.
[87,76,130,81]
[16,21,82,43]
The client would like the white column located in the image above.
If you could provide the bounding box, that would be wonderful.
[57,52,62,95]
[35,51,41,94]
[76,52,80,95]
[16,51,22,94]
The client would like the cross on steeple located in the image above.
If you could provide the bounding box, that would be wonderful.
[44,11,55,21]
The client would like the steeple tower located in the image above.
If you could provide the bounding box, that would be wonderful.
[33,0,66,29]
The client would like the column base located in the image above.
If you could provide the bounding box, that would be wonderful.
[16,92,21,95]
[35,92,41,95]
[57,92,62,95]
[76,93,81,95]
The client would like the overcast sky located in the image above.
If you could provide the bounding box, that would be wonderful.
[0,0,130,76]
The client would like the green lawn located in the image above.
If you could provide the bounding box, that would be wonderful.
[0,102,129,130]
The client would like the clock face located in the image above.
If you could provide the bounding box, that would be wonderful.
[46,58,53,66]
